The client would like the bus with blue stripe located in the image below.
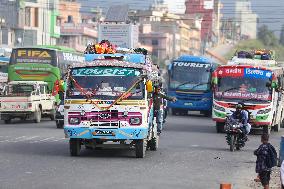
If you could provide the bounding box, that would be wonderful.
[167,55,220,116]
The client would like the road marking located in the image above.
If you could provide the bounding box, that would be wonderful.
[12,136,40,142]
[0,136,26,143]
[29,137,56,143]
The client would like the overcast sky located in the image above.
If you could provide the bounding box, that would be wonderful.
[221,0,284,36]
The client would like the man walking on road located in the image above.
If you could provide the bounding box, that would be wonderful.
[254,134,277,189]
[153,85,176,135]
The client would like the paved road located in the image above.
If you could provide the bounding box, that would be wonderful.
[0,115,282,189]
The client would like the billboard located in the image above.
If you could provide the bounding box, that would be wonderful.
[98,24,139,48]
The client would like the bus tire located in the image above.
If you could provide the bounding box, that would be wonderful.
[203,111,212,117]
[149,136,159,151]
[135,139,146,158]
[263,125,271,135]
[171,109,177,116]
[4,119,11,124]
[69,139,81,156]
[216,122,224,133]
[274,123,280,132]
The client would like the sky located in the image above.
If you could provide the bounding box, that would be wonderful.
[221,0,284,36]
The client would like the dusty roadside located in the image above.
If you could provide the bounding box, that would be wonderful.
[248,167,281,189]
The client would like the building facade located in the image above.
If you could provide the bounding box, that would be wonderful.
[57,0,97,52]
[78,0,186,15]
[0,0,60,47]
[235,0,257,39]
[185,0,214,42]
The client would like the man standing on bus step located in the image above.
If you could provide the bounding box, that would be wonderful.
[153,85,176,135]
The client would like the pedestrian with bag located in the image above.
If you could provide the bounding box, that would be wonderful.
[254,133,277,189]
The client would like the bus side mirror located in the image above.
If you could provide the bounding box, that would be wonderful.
[146,80,153,93]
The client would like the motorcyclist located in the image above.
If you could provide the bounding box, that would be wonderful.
[153,84,176,135]
[231,103,251,140]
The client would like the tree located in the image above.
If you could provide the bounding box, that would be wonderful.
[280,25,284,46]
[258,25,278,46]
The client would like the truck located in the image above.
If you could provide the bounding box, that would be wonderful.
[0,81,56,123]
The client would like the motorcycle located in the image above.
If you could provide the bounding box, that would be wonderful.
[225,116,246,152]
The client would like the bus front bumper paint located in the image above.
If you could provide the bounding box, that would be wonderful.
[64,126,148,140]
[168,100,212,111]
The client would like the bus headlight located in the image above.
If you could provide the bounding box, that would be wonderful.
[257,108,271,114]
[129,117,141,125]
[69,117,80,125]
[213,104,225,112]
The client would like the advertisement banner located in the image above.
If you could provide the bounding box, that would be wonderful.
[244,68,272,79]
[215,91,271,101]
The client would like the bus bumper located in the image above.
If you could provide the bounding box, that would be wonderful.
[168,100,212,111]
[64,126,148,140]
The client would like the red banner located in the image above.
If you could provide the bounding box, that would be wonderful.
[217,67,244,77]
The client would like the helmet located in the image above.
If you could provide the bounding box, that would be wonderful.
[236,103,244,110]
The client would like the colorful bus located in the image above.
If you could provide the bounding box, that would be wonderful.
[8,46,84,102]
[212,55,284,134]
[167,55,220,116]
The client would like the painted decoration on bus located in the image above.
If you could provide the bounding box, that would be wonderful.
[215,91,271,101]
[71,67,141,77]
[217,67,244,77]
[244,68,272,79]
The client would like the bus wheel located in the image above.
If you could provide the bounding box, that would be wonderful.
[135,139,146,158]
[70,139,81,156]
[216,122,224,133]
[274,123,280,132]
[4,119,11,124]
[171,109,178,116]
[263,125,271,135]
[202,111,212,117]
[148,136,159,151]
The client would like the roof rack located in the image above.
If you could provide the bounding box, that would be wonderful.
[228,56,277,67]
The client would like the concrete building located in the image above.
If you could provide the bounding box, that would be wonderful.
[57,0,97,52]
[0,0,60,47]
[185,0,214,42]
[78,0,186,15]
[137,9,193,60]
[235,0,257,39]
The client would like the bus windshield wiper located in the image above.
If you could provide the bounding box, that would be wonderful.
[176,81,195,89]
[190,82,210,90]
[222,87,242,93]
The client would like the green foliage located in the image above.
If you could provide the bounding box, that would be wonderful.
[280,25,284,46]
[258,25,279,46]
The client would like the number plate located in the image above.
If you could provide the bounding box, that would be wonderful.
[95,130,113,135]
[184,103,193,106]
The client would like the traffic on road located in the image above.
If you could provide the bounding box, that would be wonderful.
[0,39,282,188]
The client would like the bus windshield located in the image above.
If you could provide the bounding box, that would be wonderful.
[67,67,144,100]
[170,62,211,91]
[214,70,272,102]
